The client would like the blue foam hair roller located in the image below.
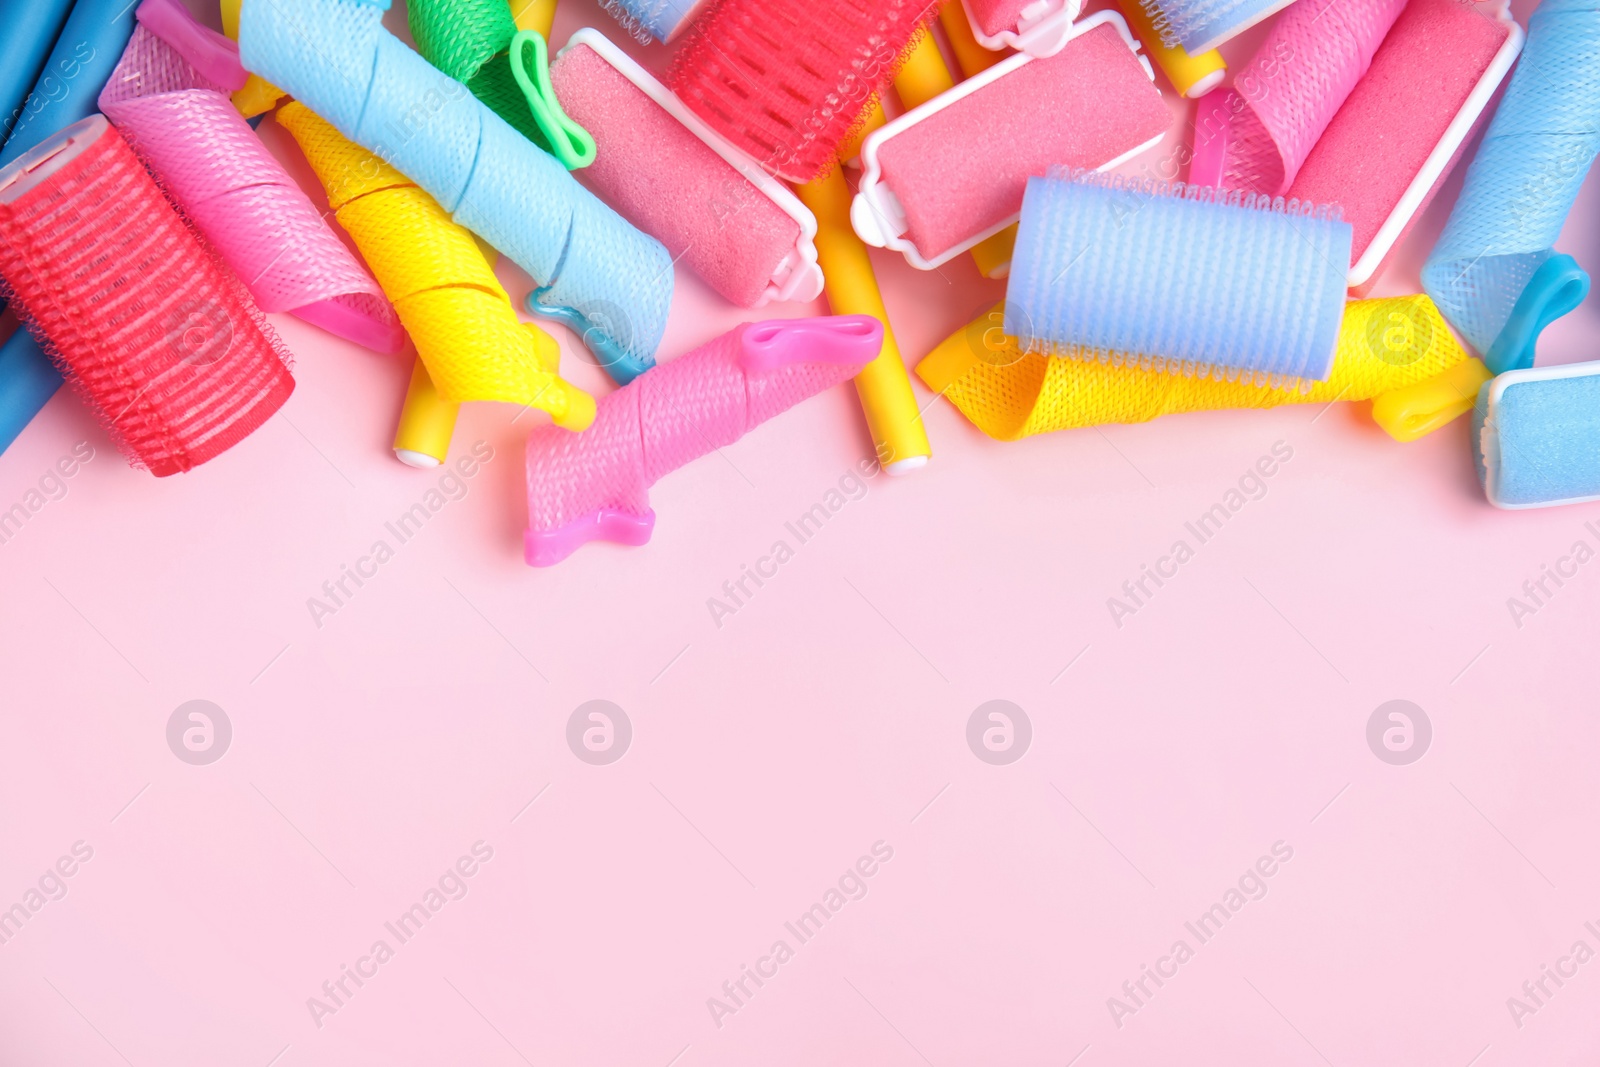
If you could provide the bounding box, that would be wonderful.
[602,0,714,42]
[1422,0,1600,376]
[240,0,673,383]
[0,0,141,456]
[1005,170,1352,385]
[0,0,76,146]
[1473,361,1600,510]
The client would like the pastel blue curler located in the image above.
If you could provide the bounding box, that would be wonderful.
[1422,0,1600,376]
[0,0,141,455]
[240,0,674,384]
[1005,169,1352,386]
[1473,361,1600,510]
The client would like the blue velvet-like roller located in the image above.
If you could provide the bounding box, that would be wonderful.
[1006,170,1352,384]
[0,0,140,456]
[1422,0,1600,376]
[240,0,673,383]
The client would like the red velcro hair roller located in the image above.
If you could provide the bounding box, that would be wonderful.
[0,116,293,476]
[666,0,942,182]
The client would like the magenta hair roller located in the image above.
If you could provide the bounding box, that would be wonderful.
[524,316,883,566]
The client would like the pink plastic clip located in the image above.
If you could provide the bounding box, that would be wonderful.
[136,0,249,91]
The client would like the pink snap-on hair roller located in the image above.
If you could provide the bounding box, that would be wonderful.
[524,316,883,566]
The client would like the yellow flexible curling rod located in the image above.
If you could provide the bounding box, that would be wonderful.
[391,0,564,465]
[795,170,931,473]
[934,5,1016,278]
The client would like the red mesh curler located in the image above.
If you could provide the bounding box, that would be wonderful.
[666,0,942,182]
[0,116,294,477]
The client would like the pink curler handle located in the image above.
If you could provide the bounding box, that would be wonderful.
[524,315,883,567]
[136,0,249,91]
[739,315,884,374]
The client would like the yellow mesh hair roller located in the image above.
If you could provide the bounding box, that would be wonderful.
[917,295,1485,441]
[277,104,595,438]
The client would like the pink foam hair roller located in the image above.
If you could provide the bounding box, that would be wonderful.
[1290,0,1521,294]
[97,0,404,353]
[1187,0,1405,197]
[549,29,823,309]
[524,316,883,566]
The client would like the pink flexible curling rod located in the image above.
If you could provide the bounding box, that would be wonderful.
[524,316,883,566]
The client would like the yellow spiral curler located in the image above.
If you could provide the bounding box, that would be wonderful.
[917,295,1482,442]
[277,104,595,442]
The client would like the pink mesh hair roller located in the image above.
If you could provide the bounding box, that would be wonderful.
[1188,0,1405,196]
[98,0,404,353]
[524,316,883,566]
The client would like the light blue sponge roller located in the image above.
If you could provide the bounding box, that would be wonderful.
[1136,0,1298,53]
[1473,361,1600,510]
[602,0,714,42]
[1006,170,1352,385]
[1422,0,1600,377]
[239,0,673,384]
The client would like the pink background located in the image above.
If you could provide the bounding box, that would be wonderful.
[3,0,1600,1063]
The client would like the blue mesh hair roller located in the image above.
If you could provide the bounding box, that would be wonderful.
[240,0,674,384]
[1421,0,1600,376]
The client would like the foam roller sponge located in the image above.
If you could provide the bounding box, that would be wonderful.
[853,14,1170,270]
[278,103,594,432]
[1423,0,1600,375]
[1007,170,1353,384]
[1474,362,1600,509]
[99,18,403,354]
[0,117,293,476]
[666,0,942,183]
[524,316,883,566]
[239,0,674,384]
[921,296,1475,441]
